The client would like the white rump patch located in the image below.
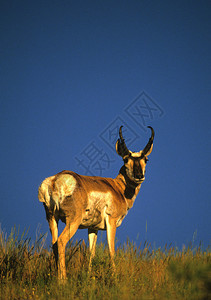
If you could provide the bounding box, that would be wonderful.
[38,176,55,207]
[52,175,77,208]
[38,174,77,211]
[59,175,77,196]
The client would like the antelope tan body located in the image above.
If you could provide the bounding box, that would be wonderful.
[38,126,154,280]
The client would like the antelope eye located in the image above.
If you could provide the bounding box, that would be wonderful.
[144,157,148,163]
[124,158,128,164]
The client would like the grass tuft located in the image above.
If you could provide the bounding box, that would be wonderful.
[0,226,210,299]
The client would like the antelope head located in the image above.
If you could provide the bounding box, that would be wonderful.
[116,126,154,184]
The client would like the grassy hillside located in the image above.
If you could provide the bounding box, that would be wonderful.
[0,227,210,299]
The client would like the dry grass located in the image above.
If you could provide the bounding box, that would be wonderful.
[0,227,210,299]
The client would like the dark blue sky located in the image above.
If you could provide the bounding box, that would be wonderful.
[1,1,210,249]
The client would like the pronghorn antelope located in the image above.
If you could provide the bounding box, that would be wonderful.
[38,126,154,280]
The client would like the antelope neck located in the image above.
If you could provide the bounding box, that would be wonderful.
[115,167,141,208]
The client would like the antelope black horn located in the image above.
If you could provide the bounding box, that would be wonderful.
[118,126,130,157]
[142,126,155,155]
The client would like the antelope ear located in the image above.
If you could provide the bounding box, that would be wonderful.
[115,126,131,158]
[142,126,155,157]
[144,144,153,156]
[115,140,122,156]
[116,140,131,158]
